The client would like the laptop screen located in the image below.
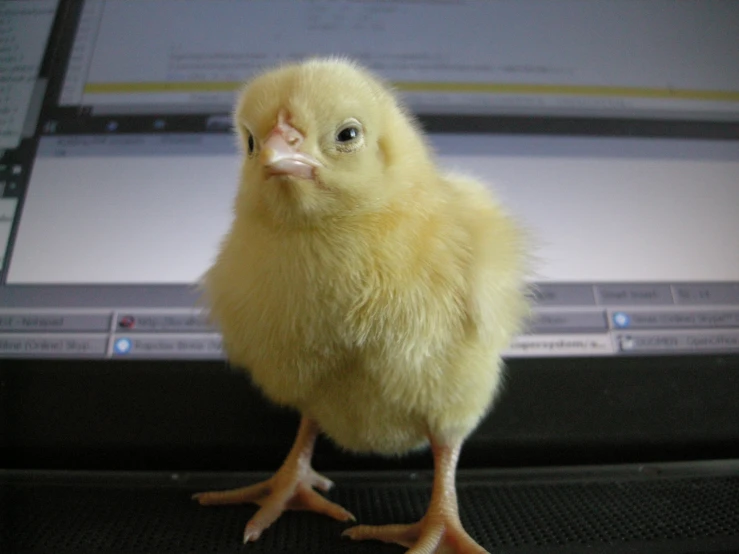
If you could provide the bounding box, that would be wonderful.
[1,0,738,361]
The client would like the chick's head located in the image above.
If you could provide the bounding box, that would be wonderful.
[233,58,432,225]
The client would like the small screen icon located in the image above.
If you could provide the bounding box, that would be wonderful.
[113,338,132,355]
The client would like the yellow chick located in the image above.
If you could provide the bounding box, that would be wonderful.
[193,58,529,553]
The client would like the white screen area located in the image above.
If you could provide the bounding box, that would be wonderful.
[59,0,739,118]
[8,135,739,284]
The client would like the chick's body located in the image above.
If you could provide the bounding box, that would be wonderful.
[208,172,523,454]
[197,58,528,552]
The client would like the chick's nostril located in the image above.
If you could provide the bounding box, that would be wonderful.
[274,109,304,147]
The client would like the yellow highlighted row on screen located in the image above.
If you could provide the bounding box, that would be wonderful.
[83,81,739,102]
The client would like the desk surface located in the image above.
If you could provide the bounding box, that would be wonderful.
[2,461,738,553]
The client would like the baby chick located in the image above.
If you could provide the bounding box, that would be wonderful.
[193,58,529,553]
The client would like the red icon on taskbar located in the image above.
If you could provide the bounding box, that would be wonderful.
[118,315,135,329]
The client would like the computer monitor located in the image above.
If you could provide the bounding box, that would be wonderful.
[2,0,737,363]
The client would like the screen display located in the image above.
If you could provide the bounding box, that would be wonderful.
[59,0,739,120]
[1,0,738,360]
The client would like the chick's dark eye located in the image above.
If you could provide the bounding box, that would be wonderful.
[337,127,359,142]
[247,133,255,154]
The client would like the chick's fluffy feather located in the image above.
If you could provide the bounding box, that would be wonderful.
[205,58,528,455]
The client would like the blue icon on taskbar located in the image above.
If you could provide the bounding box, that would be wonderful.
[113,338,132,355]
[612,312,630,328]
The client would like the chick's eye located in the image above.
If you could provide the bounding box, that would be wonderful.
[337,126,359,142]
[247,133,255,155]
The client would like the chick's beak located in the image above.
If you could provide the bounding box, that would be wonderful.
[261,123,322,180]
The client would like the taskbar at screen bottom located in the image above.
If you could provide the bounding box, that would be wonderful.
[1,282,738,359]
[1,330,738,359]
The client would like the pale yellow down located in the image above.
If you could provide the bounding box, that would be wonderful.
[204,57,529,455]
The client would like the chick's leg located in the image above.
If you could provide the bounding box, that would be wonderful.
[193,416,355,543]
[343,437,487,554]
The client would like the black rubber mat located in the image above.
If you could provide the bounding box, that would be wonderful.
[2,463,739,553]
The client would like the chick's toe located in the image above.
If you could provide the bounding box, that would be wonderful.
[192,417,354,543]
[342,439,488,554]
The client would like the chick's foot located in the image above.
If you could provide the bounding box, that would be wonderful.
[342,439,488,554]
[192,417,355,543]
[343,516,485,554]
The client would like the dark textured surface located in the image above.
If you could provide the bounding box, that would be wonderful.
[2,464,739,554]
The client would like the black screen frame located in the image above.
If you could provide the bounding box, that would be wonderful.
[2,355,739,472]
